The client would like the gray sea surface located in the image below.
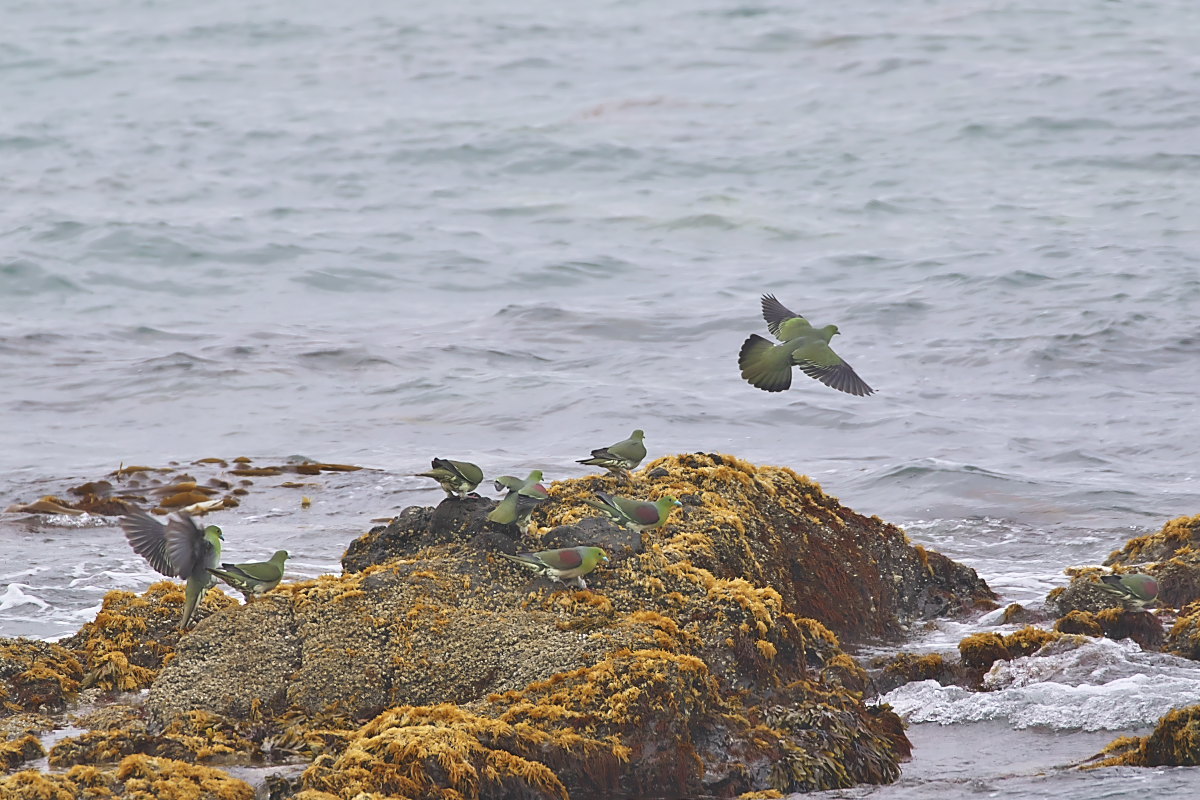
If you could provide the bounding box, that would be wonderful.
[3,0,1200,796]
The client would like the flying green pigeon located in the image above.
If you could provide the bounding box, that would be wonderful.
[500,546,610,589]
[1097,573,1159,608]
[738,294,874,396]
[583,492,681,533]
[208,550,290,601]
[119,508,224,628]
[488,470,548,530]
[414,458,484,499]
[577,430,646,483]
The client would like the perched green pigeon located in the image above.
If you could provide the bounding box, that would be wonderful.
[738,294,874,396]
[583,492,681,533]
[119,508,224,628]
[488,470,548,530]
[414,458,484,499]
[208,550,290,601]
[577,430,647,483]
[1098,573,1159,608]
[501,546,610,589]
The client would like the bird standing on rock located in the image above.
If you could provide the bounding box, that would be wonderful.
[738,294,874,396]
[577,430,647,484]
[415,458,484,499]
[208,550,290,601]
[501,546,610,589]
[583,492,681,533]
[119,509,224,628]
[1098,573,1159,608]
[488,470,549,531]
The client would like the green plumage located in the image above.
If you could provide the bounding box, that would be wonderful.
[501,546,610,589]
[208,550,290,601]
[738,294,874,396]
[488,470,548,530]
[415,458,484,498]
[1097,573,1159,608]
[583,492,681,533]
[119,509,224,628]
[577,430,647,482]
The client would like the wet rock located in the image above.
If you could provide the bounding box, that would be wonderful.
[1107,513,1200,565]
[35,453,1004,797]
[1087,704,1200,768]
[0,754,253,799]
[0,638,82,714]
[1166,600,1200,659]
[1054,610,1104,637]
[0,735,44,772]
[869,651,952,694]
[341,496,502,571]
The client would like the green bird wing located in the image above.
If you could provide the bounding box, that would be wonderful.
[436,458,483,484]
[607,431,647,463]
[493,475,522,492]
[518,482,549,499]
[761,294,811,341]
[534,548,585,571]
[789,340,874,397]
[1101,573,1158,601]
[488,492,519,524]
[738,334,795,392]
[604,495,659,525]
[223,559,284,583]
[120,509,181,577]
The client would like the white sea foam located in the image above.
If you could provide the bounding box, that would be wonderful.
[884,637,1200,730]
[0,583,51,611]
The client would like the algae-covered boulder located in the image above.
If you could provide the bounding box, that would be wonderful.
[1103,514,1200,608]
[0,638,82,714]
[1087,704,1200,768]
[0,754,253,799]
[130,454,995,797]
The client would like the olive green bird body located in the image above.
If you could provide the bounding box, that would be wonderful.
[739,294,874,396]
[415,458,484,498]
[119,509,223,628]
[208,550,290,601]
[488,470,548,529]
[501,546,609,589]
[583,492,681,533]
[577,430,647,481]
[1098,573,1159,609]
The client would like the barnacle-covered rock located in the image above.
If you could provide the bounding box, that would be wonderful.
[61,580,237,693]
[23,453,1001,798]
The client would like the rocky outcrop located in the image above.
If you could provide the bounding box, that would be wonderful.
[3,453,998,798]
[1087,704,1200,768]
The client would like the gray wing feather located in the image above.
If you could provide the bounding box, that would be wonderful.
[120,510,180,577]
[163,511,205,577]
[761,294,804,339]
[796,361,874,396]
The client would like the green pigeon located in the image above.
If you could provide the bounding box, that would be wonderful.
[577,430,647,483]
[738,294,874,396]
[208,550,290,601]
[583,492,681,533]
[119,508,224,628]
[488,470,548,529]
[501,546,610,589]
[414,458,484,499]
[1098,573,1159,608]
